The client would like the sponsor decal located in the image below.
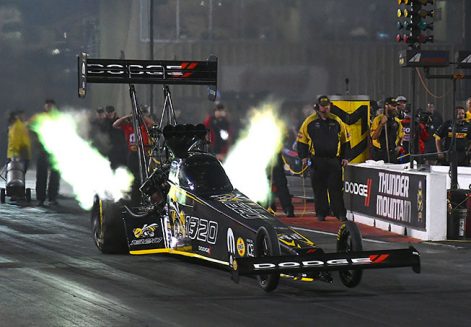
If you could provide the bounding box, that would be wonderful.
[409,53,421,63]
[344,181,368,197]
[236,237,246,257]
[213,193,268,219]
[87,62,198,79]
[277,229,315,247]
[133,223,159,239]
[227,228,235,254]
[447,132,467,139]
[376,172,411,223]
[232,259,238,271]
[186,216,218,244]
[417,181,424,224]
[461,54,471,64]
[198,245,211,255]
[246,239,254,257]
[224,201,267,219]
[344,166,426,228]
[130,237,162,246]
[369,254,390,263]
[253,257,375,271]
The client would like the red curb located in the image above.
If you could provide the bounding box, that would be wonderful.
[275,198,421,244]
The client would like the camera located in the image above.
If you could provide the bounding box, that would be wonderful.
[416,110,432,126]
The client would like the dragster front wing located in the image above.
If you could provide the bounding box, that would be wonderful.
[231,247,420,281]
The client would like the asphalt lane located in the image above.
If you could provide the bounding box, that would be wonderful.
[1,198,470,327]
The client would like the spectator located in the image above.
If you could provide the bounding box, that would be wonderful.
[203,103,231,161]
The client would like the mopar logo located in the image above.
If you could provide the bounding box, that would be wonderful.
[344,181,368,197]
[253,258,372,270]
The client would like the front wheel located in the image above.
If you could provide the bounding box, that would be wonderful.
[91,195,128,254]
[337,221,363,288]
[255,226,280,292]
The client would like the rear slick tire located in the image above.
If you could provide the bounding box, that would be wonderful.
[337,220,363,288]
[255,226,280,292]
[90,195,128,254]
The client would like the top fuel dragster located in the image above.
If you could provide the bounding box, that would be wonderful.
[78,53,420,292]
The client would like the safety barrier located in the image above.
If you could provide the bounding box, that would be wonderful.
[344,162,453,241]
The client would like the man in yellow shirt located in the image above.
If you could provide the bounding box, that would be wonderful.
[465,97,471,122]
[296,96,350,221]
[370,97,404,163]
[7,110,32,173]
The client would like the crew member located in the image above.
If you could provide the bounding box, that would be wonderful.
[203,103,231,161]
[370,97,404,163]
[32,99,61,206]
[464,97,471,122]
[113,107,154,203]
[296,95,350,222]
[267,151,295,217]
[7,110,32,174]
[435,106,471,166]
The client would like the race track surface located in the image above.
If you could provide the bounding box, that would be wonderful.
[1,197,470,327]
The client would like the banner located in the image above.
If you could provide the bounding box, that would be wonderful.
[344,165,426,229]
[330,96,370,163]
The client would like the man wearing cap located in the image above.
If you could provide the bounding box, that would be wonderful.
[435,106,471,166]
[396,95,408,120]
[296,95,350,222]
[370,97,404,163]
[397,96,429,162]
[203,103,231,161]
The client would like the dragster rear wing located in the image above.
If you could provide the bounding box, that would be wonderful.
[77,52,218,99]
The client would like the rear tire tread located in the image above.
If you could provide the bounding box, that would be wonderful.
[91,197,128,254]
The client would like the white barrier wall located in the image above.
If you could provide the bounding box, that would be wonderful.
[345,162,449,241]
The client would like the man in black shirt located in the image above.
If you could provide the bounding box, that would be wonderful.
[296,96,350,221]
[435,106,471,166]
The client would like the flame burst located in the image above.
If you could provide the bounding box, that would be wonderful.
[223,102,285,203]
[30,109,133,209]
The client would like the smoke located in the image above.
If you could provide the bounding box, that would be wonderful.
[223,101,285,203]
[30,107,133,210]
